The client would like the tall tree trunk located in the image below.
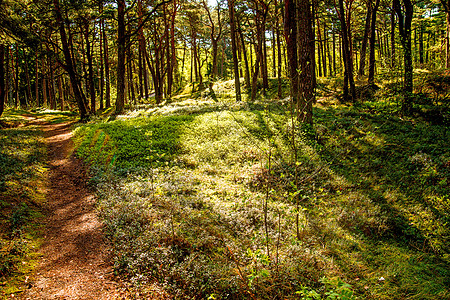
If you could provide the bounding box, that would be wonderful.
[115,0,126,114]
[0,45,5,118]
[391,7,396,67]
[42,57,47,108]
[284,0,298,105]
[276,0,282,98]
[368,0,380,86]
[53,0,89,120]
[24,57,33,107]
[58,75,64,110]
[48,57,56,110]
[316,18,323,78]
[297,0,314,124]
[228,0,242,101]
[103,20,111,108]
[394,0,413,113]
[35,54,39,106]
[359,1,372,76]
[238,27,251,88]
[99,19,104,110]
[85,19,96,114]
[338,0,356,101]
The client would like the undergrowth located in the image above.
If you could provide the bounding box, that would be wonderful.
[74,84,450,299]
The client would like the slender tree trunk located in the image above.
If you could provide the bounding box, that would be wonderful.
[368,0,380,86]
[284,0,298,105]
[24,58,33,107]
[99,21,104,110]
[48,57,55,110]
[58,75,64,110]
[317,18,323,78]
[338,0,356,101]
[35,55,39,106]
[394,0,413,113]
[391,8,396,67]
[228,0,241,101]
[276,0,282,98]
[103,20,111,108]
[0,45,5,118]
[53,0,89,120]
[239,27,251,88]
[85,20,96,114]
[115,0,126,114]
[42,57,47,108]
[359,2,372,76]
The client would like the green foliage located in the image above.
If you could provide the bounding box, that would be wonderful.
[74,98,450,299]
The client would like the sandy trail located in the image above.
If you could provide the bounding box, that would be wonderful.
[18,121,129,300]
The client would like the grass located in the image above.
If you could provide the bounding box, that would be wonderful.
[0,109,76,298]
[72,79,450,299]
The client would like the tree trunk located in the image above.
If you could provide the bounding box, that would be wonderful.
[115,0,126,114]
[338,0,356,101]
[85,20,96,114]
[228,0,241,101]
[284,0,298,105]
[238,27,251,88]
[0,45,5,118]
[359,1,372,76]
[276,0,282,98]
[103,19,111,108]
[391,8,396,68]
[35,54,39,106]
[24,57,33,107]
[53,0,89,120]
[368,0,380,86]
[99,19,104,110]
[297,0,314,124]
[394,0,413,113]
[42,57,47,108]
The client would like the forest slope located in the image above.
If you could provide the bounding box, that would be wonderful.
[73,92,450,299]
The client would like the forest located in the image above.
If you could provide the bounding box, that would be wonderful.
[1,0,450,298]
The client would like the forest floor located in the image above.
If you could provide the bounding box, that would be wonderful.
[14,117,130,300]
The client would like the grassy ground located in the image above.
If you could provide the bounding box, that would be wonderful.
[74,79,450,299]
[0,109,76,298]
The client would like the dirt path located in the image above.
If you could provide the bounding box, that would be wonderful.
[18,121,130,300]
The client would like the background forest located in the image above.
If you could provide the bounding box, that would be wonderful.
[1,0,450,299]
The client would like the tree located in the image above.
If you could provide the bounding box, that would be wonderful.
[228,0,242,101]
[0,45,5,118]
[337,0,356,102]
[53,0,89,120]
[393,0,413,113]
[297,0,314,124]
[441,0,450,68]
[368,0,380,86]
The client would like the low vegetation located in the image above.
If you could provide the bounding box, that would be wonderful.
[73,77,450,299]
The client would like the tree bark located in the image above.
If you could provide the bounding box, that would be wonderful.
[368,0,380,86]
[394,0,413,113]
[53,0,89,120]
[0,45,5,118]
[358,1,372,76]
[84,19,96,114]
[338,0,356,102]
[284,0,299,105]
[103,19,111,108]
[297,0,314,124]
[115,0,126,114]
[228,0,242,101]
